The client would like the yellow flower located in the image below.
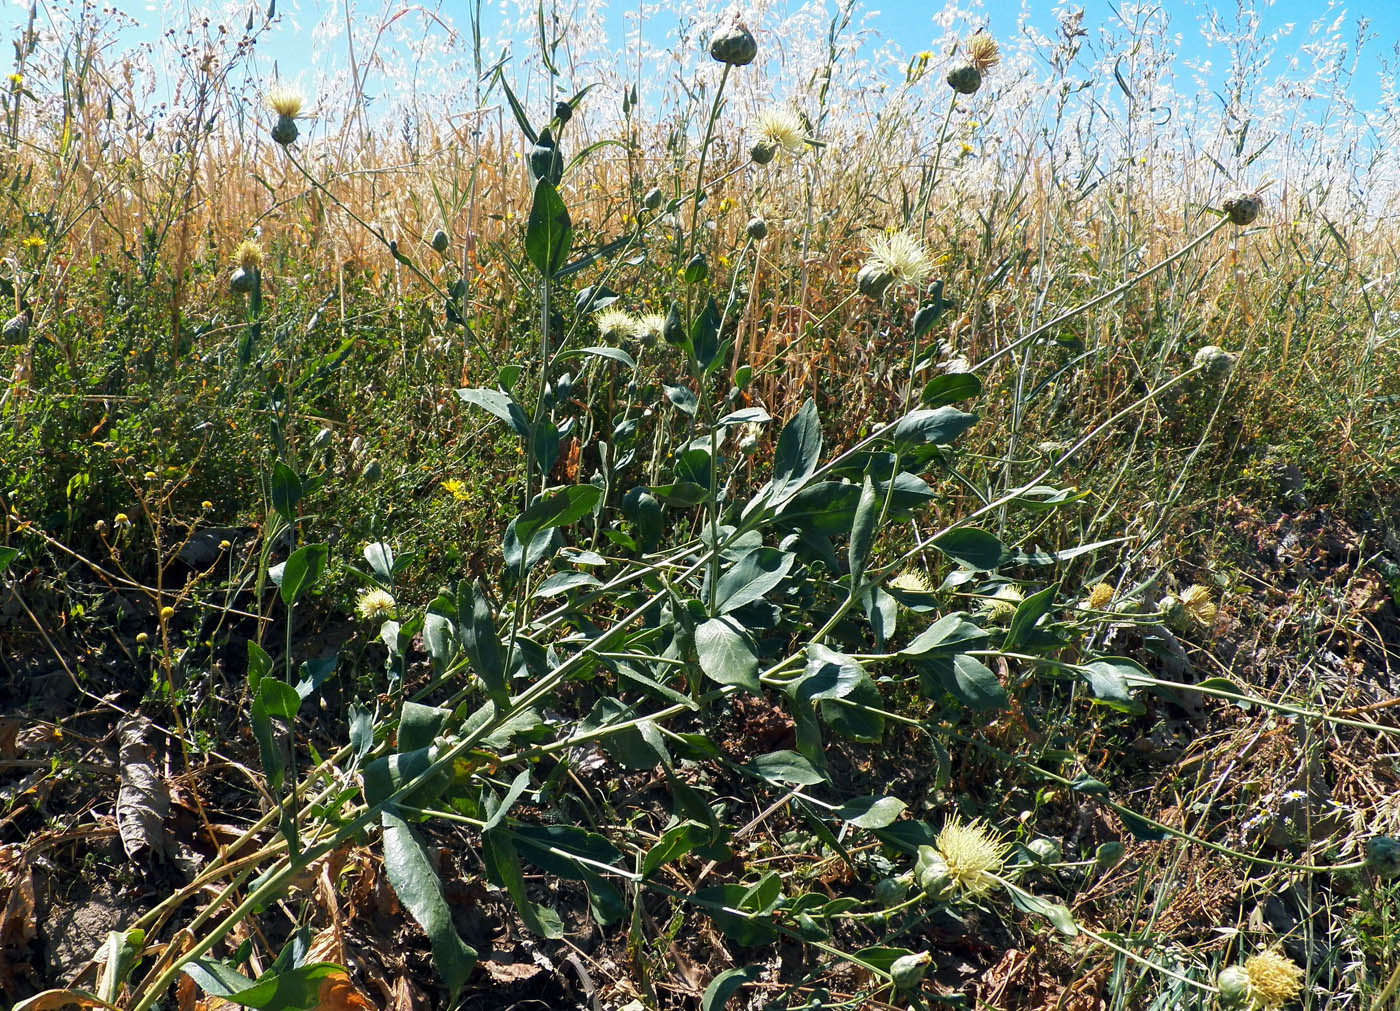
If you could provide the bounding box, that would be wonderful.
[1242,950,1304,1010]
[1180,583,1217,628]
[1084,582,1114,610]
[235,239,263,271]
[21,235,45,250]
[159,606,174,620]
[201,500,212,510]
[266,84,303,119]
[135,632,148,644]
[440,479,469,501]
[935,816,1007,896]
[752,106,806,156]
[356,588,396,621]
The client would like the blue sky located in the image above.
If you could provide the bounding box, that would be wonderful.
[96,0,1399,116]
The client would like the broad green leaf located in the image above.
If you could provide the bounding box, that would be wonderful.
[456,581,506,698]
[278,543,327,608]
[483,828,565,938]
[890,407,977,451]
[664,383,699,415]
[834,795,906,829]
[794,643,865,702]
[269,461,301,523]
[848,475,877,583]
[695,617,760,693]
[916,653,1007,711]
[746,749,827,786]
[852,946,918,974]
[0,546,18,575]
[422,612,456,672]
[512,485,603,550]
[690,296,721,369]
[930,527,1005,570]
[717,407,771,427]
[1002,582,1059,650]
[534,571,603,597]
[524,179,572,276]
[1009,888,1078,936]
[692,884,778,946]
[578,698,670,769]
[363,541,394,583]
[557,345,636,368]
[511,824,625,926]
[641,821,711,878]
[920,372,982,408]
[382,810,478,993]
[714,547,795,614]
[819,674,886,742]
[901,613,989,656]
[768,399,821,503]
[701,965,761,1011]
[1082,657,1152,714]
[456,387,530,437]
[181,960,341,1011]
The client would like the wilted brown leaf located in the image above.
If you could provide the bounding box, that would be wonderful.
[116,716,169,862]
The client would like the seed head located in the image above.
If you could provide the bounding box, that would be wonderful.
[752,106,805,158]
[864,230,933,291]
[235,239,263,272]
[267,84,303,119]
[966,34,1000,72]
[1194,344,1237,378]
[1242,950,1304,1010]
[935,816,1007,896]
[356,588,396,622]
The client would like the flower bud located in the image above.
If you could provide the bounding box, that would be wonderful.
[229,267,255,295]
[93,519,108,534]
[890,951,932,992]
[135,632,148,645]
[643,186,663,211]
[271,114,298,146]
[709,22,757,66]
[1193,345,1236,378]
[1366,835,1400,878]
[683,252,708,283]
[361,459,382,482]
[749,138,777,165]
[160,606,174,620]
[430,229,449,253]
[746,216,768,240]
[857,262,894,299]
[529,128,564,186]
[1216,966,1251,1005]
[914,845,951,897]
[873,874,910,908]
[947,64,982,95]
[554,100,573,126]
[1223,192,1262,226]
[1027,838,1062,863]
[663,303,686,346]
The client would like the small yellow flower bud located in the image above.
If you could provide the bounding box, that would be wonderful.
[159,606,174,620]
[135,632,148,644]
[201,500,213,510]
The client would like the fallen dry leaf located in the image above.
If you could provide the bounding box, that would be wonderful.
[482,959,544,984]
[13,988,120,1011]
[116,716,169,862]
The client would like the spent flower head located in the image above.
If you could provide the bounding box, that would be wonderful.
[1180,583,1218,628]
[1083,582,1115,609]
[935,816,1007,896]
[864,230,933,291]
[965,33,1001,72]
[356,588,396,622]
[983,584,1024,621]
[1242,950,1304,1010]
[752,106,805,157]
[635,313,667,347]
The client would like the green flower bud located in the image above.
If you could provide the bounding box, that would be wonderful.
[1216,965,1251,1005]
[554,100,573,126]
[643,186,663,211]
[529,128,564,186]
[1366,836,1400,878]
[229,267,256,294]
[663,303,686,346]
[750,138,778,165]
[271,114,298,145]
[873,874,910,908]
[360,459,382,482]
[857,262,894,299]
[709,23,757,66]
[430,229,449,253]
[947,64,982,95]
[683,252,709,283]
[914,845,950,897]
[890,951,932,992]
[1027,838,1062,864]
[1095,841,1124,867]
[746,216,768,240]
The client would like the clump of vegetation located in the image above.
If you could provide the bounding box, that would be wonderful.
[2,3,1400,1011]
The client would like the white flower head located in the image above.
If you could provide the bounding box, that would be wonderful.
[752,106,806,157]
[864,230,933,290]
[595,308,636,343]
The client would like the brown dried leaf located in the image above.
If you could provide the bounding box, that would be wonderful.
[116,716,169,862]
[0,864,35,947]
[13,988,119,1011]
[482,959,544,984]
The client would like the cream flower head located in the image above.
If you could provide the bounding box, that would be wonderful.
[267,84,304,119]
[935,816,1007,896]
[864,230,933,290]
[752,106,806,157]
[235,239,263,272]
[355,588,396,621]
[1083,582,1114,610]
[1242,950,1305,1010]
[595,308,636,343]
[965,34,1000,72]
[1180,583,1218,628]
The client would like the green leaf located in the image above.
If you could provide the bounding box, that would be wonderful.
[901,613,989,656]
[690,296,721,369]
[491,67,538,143]
[0,546,19,575]
[746,749,827,786]
[852,945,917,974]
[695,617,760,693]
[930,527,1005,570]
[819,674,886,742]
[663,382,699,415]
[269,461,301,523]
[1008,888,1078,936]
[557,345,637,368]
[890,407,977,451]
[714,547,795,614]
[578,698,670,769]
[278,543,327,608]
[834,795,906,829]
[642,821,711,878]
[381,810,478,993]
[794,643,865,702]
[693,884,778,946]
[916,653,1007,711]
[456,387,531,437]
[1082,657,1152,714]
[920,372,982,408]
[701,965,761,1011]
[363,541,394,583]
[482,828,565,938]
[456,581,506,699]
[768,399,822,503]
[848,475,878,583]
[512,485,603,550]
[524,179,572,277]
[1002,582,1058,650]
[182,960,342,1010]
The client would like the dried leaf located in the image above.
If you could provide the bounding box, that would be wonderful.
[0,863,35,946]
[13,989,119,1011]
[482,960,544,984]
[116,716,169,862]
